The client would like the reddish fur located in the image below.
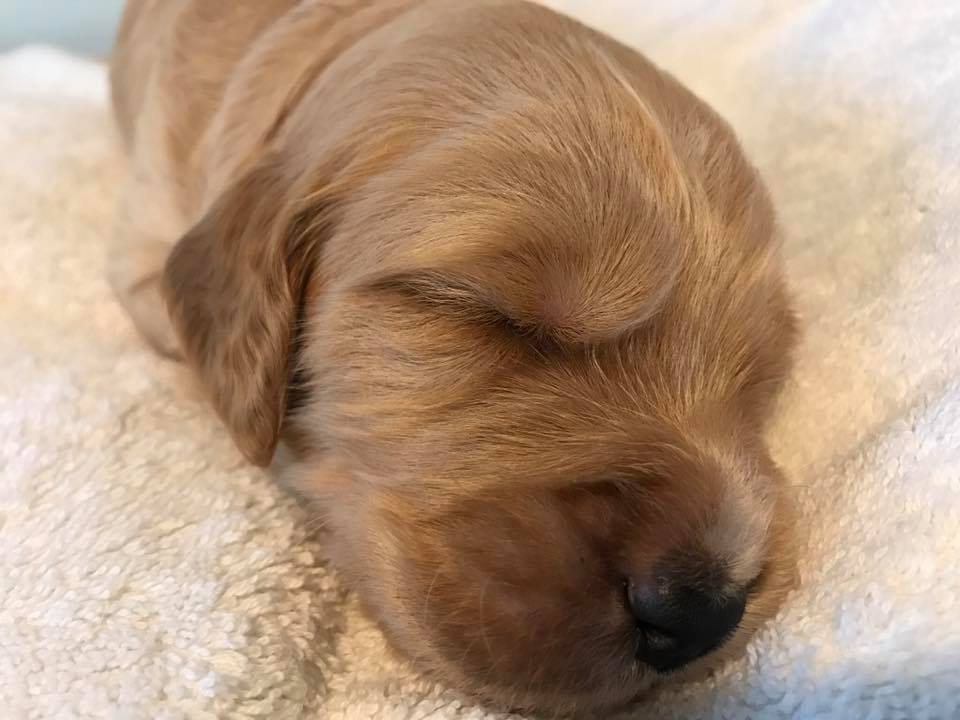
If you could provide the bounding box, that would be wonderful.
[110,0,799,714]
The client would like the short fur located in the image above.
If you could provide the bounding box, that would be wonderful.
[109,0,799,714]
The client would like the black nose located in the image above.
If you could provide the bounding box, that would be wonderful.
[627,576,746,672]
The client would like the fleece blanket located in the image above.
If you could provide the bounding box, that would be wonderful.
[1,1,958,718]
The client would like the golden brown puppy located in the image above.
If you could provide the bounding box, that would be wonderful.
[108,0,799,714]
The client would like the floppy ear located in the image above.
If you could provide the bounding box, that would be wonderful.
[162,156,323,466]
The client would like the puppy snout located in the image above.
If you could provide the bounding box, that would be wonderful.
[627,574,747,673]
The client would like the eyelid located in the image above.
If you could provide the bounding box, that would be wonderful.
[370,270,483,307]
[369,271,562,354]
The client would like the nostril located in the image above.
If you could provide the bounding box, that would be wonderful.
[638,626,677,654]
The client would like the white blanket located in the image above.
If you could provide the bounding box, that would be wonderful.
[1,1,958,717]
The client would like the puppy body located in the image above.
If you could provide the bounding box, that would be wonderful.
[110,1,798,714]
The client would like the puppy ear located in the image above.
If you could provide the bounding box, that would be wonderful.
[162,156,322,466]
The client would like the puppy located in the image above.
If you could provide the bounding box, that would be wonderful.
[109,0,799,714]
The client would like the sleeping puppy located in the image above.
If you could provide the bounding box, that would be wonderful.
[108,0,799,714]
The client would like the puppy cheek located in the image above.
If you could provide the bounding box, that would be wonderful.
[366,495,623,702]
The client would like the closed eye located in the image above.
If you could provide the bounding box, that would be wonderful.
[368,270,561,355]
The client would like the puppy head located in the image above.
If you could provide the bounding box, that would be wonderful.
[162,65,797,714]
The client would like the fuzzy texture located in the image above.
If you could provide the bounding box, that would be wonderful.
[1,0,960,718]
[108,1,798,714]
